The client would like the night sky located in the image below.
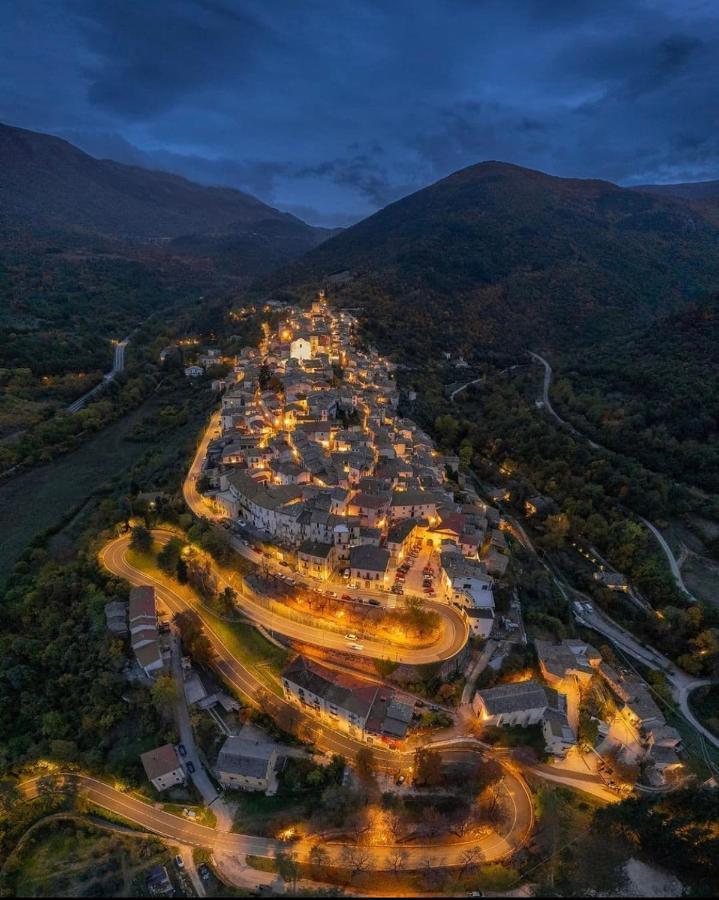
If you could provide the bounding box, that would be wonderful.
[1,0,718,226]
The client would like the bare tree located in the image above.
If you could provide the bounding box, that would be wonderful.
[387,848,408,877]
[459,846,483,878]
[387,810,404,841]
[308,843,330,878]
[340,845,371,883]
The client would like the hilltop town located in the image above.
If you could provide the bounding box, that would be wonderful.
[200,292,507,629]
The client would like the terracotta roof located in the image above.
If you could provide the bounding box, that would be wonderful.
[140,744,181,781]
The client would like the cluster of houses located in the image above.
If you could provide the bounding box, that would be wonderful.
[281,655,417,747]
[195,292,508,635]
[140,723,285,797]
[473,637,684,784]
[105,585,165,678]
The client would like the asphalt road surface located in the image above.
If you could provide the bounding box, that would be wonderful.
[21,770,532,869]
[68,339,129,414]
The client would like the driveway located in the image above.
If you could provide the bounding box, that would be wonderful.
[169,630,234,831]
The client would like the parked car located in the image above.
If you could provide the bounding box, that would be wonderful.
[341,593,353,601]
[395,774,405,785]
[177,743,187,757]
[186,761,195,774]
[368,598,381,606]
[345,632,358,641]
[198,864,211,881]
[174,855,184,869]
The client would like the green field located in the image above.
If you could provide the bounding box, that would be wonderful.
[0,387,206,579]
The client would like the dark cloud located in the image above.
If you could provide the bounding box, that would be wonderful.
[1,0,718,224]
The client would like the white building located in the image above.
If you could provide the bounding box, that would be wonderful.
[290,337,312,361]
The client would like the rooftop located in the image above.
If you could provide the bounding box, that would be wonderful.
[140,744,181,781]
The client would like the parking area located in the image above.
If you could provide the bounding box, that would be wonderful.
[391,540,442,601]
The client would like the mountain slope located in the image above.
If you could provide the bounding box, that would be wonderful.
[0,122,329,258]
[277,161,719,358]
[633,179,719,201]
[553,296,719,493]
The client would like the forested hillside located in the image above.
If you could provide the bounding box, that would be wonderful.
[0,122,328,248]
[0,123,331,467]
[273,162,719,360]
[552,299,719,493]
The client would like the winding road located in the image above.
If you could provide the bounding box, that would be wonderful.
[96,539,534,869]
[100,534,468,770]
[20,770,532,869]
[182,417,469,664]
[106,530,467,666]
[529,351,699,603]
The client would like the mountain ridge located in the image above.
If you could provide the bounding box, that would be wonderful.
[272,160,719,358]
[0,121,330,262]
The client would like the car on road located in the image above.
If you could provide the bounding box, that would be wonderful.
[174,855,184,870]
[350,643,365,651]
[279,560,290,568]
[177,743,187,757]
[185,761,195,775]
[345,632,358,641]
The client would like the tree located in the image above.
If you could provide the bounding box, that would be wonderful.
[275,850,299,892]
[543,513,570,550]
[355,747,376,783]
[308,843,329,879]
[339,845,370,883]
[151,674,178,720]
[175,556,189,583]
[174,610,215,668]
[387,848,408,877]
[158,538,184,576]
[415,748,443,786]
[129,524,153,555]
[275,704,301,736]
[459,846,483,878]
[214,585,237,617]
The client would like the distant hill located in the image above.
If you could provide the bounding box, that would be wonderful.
[632,179,719,201]
[631,178,719,228]
[275,161,719,358]
[0,122,329,266]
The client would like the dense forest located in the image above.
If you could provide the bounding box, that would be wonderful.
[552,298,719,494]
[401,357,719,679]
